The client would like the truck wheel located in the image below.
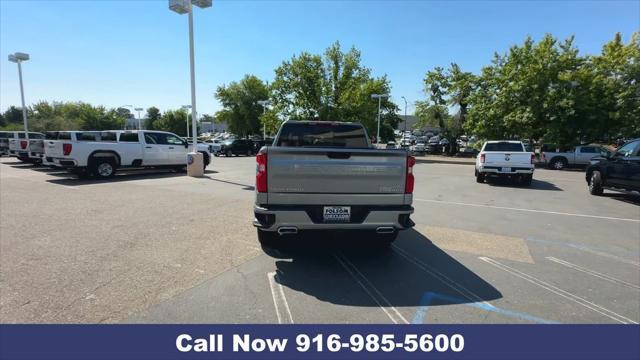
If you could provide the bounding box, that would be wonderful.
[476,172,485,183]
[94,158,116,179]
[589,171,604,196]
[522,174,533,186]
[257,229,280,248]
[374,231,398,247]
[549,157,567,170]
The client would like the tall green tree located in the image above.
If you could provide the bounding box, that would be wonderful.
[214,74,269,137]
[271,41,399,141]
[154,109,190,137]
[145,106,161,130]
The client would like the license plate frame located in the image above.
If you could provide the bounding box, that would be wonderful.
[501,167,512,173]
[323,206,351,223]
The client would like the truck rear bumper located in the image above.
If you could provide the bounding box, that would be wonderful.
[253,204,414,232]
[49,157,78,167]
[478,165,534,175]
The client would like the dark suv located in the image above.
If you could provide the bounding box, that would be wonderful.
[586,139,640,195]
[219,139,254,156]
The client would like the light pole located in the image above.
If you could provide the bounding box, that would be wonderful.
[257,100,271,140]
[181,105,192,139]
[401,96,408,133]
[134,107,144,129]
[169,0,211,153]
[8,52,30,141]
[371,93,389,145]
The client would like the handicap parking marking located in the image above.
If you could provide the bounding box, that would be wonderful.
[267,271,294,324]
[479,257,638,324]
[333,252,409,324]
[545,256,640,290]
[411,291,558,324]
[415,198,640,223]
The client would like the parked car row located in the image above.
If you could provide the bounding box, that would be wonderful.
[1,130,213,179]
[471,138,640,196]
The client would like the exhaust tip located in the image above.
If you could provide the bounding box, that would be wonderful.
[277,227,298,235]
[376,227,395,234]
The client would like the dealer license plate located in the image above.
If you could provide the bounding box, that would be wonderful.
[323,206,351,222]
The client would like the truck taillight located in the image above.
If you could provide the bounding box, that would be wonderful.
[405,155,415,194]
[541,152,546,162]
[531,153,536,164]
[256,152,268,193]
[20,140,28,149]
[63,143,72,156]
[480,153,485,164]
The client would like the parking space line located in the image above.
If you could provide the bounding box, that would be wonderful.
[267,272,294,324]
[526,237,640,268]
[415,198,640,223]
[479,257,638,324]
[546,257,640,290]
[333,252,409,324]
[392,244,495,308]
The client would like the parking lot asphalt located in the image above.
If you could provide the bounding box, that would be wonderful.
[1,156,639,324]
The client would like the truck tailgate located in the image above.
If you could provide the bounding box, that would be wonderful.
[29,139,44,153]
[45,140,64,157]
[267,147,407,195]
[484,152,531,167]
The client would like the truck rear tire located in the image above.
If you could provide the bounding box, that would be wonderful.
[257,229,280,248]
[476,171,485,183]
[522,174,533,186]
[372,231,398,247]
[589,171,604,196]
[93,158,116,179]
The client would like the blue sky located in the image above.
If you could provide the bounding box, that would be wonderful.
[1,0,638,116]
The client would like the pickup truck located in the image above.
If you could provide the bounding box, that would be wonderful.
[475,140,535,185]
[586,138,640,195]
[7,131,46,162]
[541,145,610,170]
[44,130,211,179]
[253,120,415,247]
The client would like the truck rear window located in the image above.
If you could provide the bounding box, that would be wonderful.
[484,142,524,152]
[276,122,369,148]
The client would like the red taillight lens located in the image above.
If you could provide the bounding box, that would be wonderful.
[541,152,546,161]
[480,153,486,164]
[531,153,536,164]
[405,156,416,194]
[62,143,72,156]
[256,152,268,193]
[20,140,28,149]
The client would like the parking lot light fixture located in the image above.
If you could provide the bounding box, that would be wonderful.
[401,96,408,133]
[169,0,212,153]
[371,94,389,145]
[257,100,271,140]
[134,107,144,129]
[8,52,30,141]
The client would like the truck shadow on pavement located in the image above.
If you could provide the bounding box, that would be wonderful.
[43,168,217,186]
[266,228,502,308]
[603,192,640,206]
[485,177,562,191]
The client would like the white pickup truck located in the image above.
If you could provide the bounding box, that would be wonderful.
[44,130,211,179]
[7,131,46,163]
[475,140,535,185]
